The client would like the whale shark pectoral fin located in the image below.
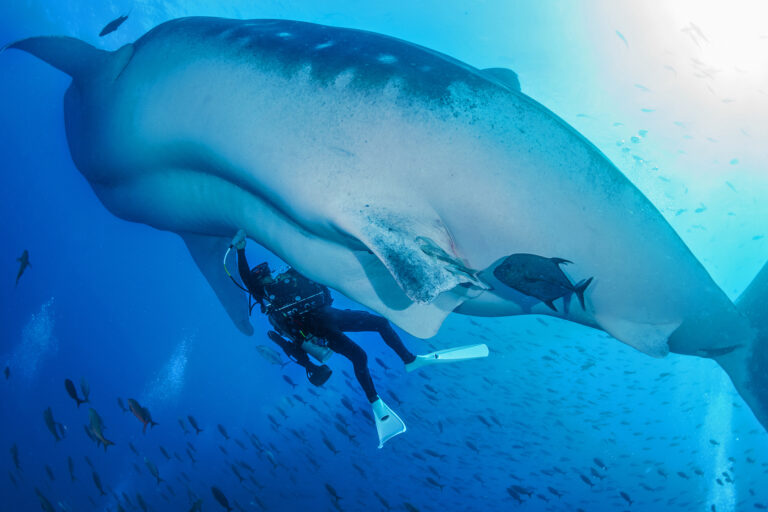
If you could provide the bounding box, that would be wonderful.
[181,233,254,336]
[354,216,480,304]
[595,314,680,358]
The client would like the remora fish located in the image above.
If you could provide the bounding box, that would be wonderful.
[127,398,158,433]
[5,17,768,430]
[99,14,129,37]
[65,379,87,407]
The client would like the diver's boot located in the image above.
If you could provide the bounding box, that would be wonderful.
[371,397,406,448]
[405,343,490,373]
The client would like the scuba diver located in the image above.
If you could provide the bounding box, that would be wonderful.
[228,230,489,447]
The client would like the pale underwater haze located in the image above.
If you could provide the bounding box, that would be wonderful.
[0,1,766,512]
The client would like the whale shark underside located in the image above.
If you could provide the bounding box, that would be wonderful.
[5,17,767,430]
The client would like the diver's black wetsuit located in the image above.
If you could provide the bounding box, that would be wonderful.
[237,249,415,402]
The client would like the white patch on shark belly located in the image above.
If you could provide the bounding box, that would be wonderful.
[593,314,680,358]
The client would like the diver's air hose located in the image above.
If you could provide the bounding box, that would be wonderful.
[223,246,248,292]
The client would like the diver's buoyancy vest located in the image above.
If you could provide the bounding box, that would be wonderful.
[263,268,332,319]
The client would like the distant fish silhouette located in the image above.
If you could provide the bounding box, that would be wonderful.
[43,407,62,442]
[65,379,87,407]
[79,377,91,402]
[211,486,233,511]
[127,398,158,433]
[187,415,203,435]
[15,250,30,286]
[87,408,115,451]
[99,14,129,37]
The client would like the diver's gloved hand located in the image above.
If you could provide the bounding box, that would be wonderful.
[231,229,247,250]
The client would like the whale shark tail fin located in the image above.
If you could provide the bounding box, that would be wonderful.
[716,261,768,430]
[4,36,109,79]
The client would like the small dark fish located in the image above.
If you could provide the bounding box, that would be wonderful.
[593,457,607,470]
[44,464,55,481]
[509,485,532,497]
[129,442,139,456]
[35,488,55,512]
[217,424,230,440]
[187,415,203,434]
[43,407,62,442]
[283,375,297,389]
[178,418,190,434]
[340,397,356,413]
[620,491,633,505]
[426,476,444,490]
[322,436,338,455]
[404,502,420,512]
[230,464,244,483]
[580,475,594,487]
[84,456,95,469]
[127,398,158,433]
[325,483,341,501]
[211,486,233,511]
[80,377,91,402]
[136,492,148,512]
[15,250,30,286]
[493,254,592,311]
[547,486,563,498]
[117,397,128,413]
[92,471,106,496]
[10,442,20,471]
[159,446,170,460]
[144,457,163,484]
[99,14,129,37]
[67,456,76,482]
[65,379,87,407]
[3,366,9,379]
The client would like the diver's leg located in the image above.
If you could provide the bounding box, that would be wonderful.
[324,308,416,364]
[324,331,378,403]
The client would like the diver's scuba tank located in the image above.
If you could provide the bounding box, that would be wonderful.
[267,331,332,387]
[299,336,333,363]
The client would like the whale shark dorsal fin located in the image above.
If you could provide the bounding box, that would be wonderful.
[480,67,521,92]
[181,233,254,336]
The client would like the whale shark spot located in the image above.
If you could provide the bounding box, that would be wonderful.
[277,32,292,38]
[315,41,334,50]
[377,54,397,64]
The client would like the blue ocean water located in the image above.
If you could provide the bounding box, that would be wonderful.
[1,2,767,512]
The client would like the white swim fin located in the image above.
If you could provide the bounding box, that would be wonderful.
[371,398,406,448]
[405,343,489,373]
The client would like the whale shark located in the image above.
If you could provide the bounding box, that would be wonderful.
[4,17,766,429]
